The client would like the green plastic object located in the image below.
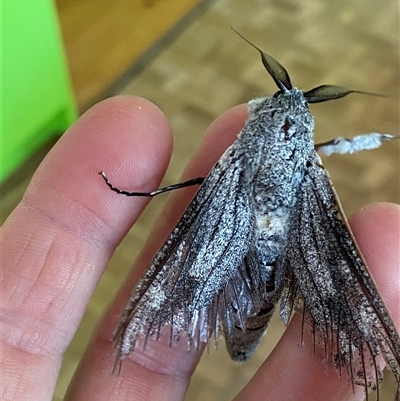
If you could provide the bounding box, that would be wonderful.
[1,0,77,183]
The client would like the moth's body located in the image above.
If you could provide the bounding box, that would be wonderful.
[242,92,314,255]
[102,34,400,398]
[241,92,314,211]
[216,91,316,358]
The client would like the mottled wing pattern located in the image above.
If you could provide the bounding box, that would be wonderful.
[279,152,400,393]
[114,144,259,357]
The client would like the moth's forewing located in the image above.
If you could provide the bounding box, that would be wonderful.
[279,152,400,393]
[113,144,258,358]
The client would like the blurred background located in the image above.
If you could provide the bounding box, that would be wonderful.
[2,0,399,400]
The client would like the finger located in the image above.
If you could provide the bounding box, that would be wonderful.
[350,203,400,325]
[235,202,400,401]
[1,96,173,401]
[65,105,249,401]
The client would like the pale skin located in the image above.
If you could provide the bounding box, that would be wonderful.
[1,95,399,401]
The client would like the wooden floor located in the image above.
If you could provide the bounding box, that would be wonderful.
[55,0,204,111]
[2,0,399,400]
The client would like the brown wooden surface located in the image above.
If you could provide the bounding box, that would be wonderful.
[56,0,202,110]
[2,0,399,400]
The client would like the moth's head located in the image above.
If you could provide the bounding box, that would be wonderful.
[232,28,384,104]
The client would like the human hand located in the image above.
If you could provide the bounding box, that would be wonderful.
[2,96,399,401]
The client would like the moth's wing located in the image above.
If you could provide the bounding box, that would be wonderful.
[114,145,257,357]
[279,152,400,392]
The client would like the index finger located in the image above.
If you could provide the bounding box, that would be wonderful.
[1,95,172,401]
[64,104,248,401]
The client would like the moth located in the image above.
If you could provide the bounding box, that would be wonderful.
[100,32,400,399]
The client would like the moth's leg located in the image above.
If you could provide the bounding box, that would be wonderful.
[315,133,399,156]
[99,171,205,197]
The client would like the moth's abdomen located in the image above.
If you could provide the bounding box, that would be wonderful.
[222,209,291,362]
[225,302,277,362]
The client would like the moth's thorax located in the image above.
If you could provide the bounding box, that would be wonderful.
[239,89,315,212]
